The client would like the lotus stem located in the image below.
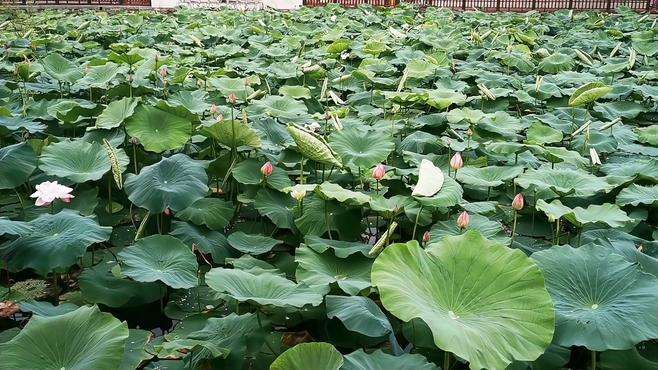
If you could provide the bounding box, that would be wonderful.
[132,144,138,174]
[300,157,305,185]
[444,351,451,370]
[412,205,423,241]
[555,218,561,245]
[107,177,113,214]
[591,350,597,370]
[511,211,518,246]
[324,200,332,240]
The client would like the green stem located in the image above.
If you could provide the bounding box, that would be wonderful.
[511,211,518,245]
[132,144,138,174]
[412,205,423,241]
[300,157,305,185]
[324,200,333,240]
[555,218,561,245]
[444,351,451,370]
[107,177,113,214]
[591,350,597,370]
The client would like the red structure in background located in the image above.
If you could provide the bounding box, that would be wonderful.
[304,0,657,12]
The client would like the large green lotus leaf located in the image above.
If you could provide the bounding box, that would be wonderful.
[342,349,439,370]
[19,300,79,317]
[0,210,111,275]
[176,197,233,231]
[304,235,371,258]
[279,85,311,100]
[568,82,612,107]
[39,139,110,183]
[124,154,209,213]
[637,125,658,146]
[254,188,296,229]
[227,231,281,255]
[456,165,523,188]
[125,105,191,153]
[329,128,395,170]
[253,95,308,120]
[211,77,254,102]
[294,195,362,240]
[201,119,262,149]
[515,168,612,198]
[478,112,526,138]
[95,97,139,129]
[447,107,485,126]
[270,342,343,370]
[601,155,658,182]
[0,142,37,189]
[205,268,328,308]
[80,62,124,88]
[0,217,32,236]
[0,305,128,370]
[429,213,508,245]
[118,235,199,289]
[425,88,467,110]
[414,175,463,210]
[187,312,265,368]
[533,244,658,351]
[616,184,658,207]
[79,264,163,308]
[164,286,223,320]
[316,182,371,206]
[170,221,232,263]
[369,195,415,218]
[41,53,83,84]
[226,255,282,276]
[295,246,372,295]
[536,200,631,228]
[287,125,342,167]
[582,229,658,277]
[600,348,658,370]
[168,90,211,115]
[406,59,436,79]
[325,295,391,337]
[539,53,574,73]
[594,101,645,121]
[372,232,555,370]
[120,329,153,370]
[535,199,572,222]
[232,159,292,190]
[525,122,563,145]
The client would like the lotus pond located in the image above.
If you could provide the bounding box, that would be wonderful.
[0,4,657,370]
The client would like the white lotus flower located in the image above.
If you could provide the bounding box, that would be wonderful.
[290,188,306,201]
[30,181,74,207]
[412,159,444,197]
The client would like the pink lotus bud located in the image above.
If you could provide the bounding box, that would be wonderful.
[372,164,386,181]
[450,152,463,171]
[164,207,171,216]
[422,231,431,244]
[210,104,219,115]
[159,66,168,78]
[466,128,473,137]
[227,93,238,105]
[261,161,274,177]
[512,193,524,211]
[457,211,470,230]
